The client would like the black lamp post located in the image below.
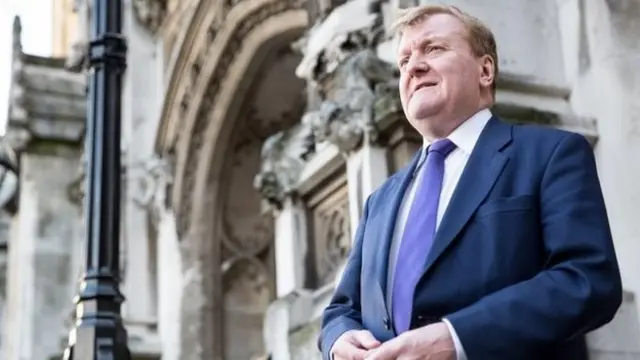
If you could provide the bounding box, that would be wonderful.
[63,0,130,359]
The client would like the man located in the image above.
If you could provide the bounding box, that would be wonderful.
[318,4,622,360]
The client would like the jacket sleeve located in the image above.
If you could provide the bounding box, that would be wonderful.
[317,196,371,360]
[446,132,623,359]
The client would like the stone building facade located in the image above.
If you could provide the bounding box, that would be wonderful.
[1,0,639,359]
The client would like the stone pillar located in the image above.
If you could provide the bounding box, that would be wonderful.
[274,196,308,297]
[155,209,182,360]
[118,0,166,356]
[346,143,389,238]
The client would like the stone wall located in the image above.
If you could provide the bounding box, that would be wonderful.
[3,150,84,360]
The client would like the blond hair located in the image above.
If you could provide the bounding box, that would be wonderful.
[390,4,499,95]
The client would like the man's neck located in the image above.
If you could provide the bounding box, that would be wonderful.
[420,106,491,142]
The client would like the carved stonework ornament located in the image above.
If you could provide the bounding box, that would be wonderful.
[301,49,398,152]
[133,0,168,34]
[318,202,351,285]
[292,0,398,153]
[253,0,398,207]
[130,157,172,225]
[254,123,315,210]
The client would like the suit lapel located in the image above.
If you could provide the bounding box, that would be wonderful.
[421,117,513,277]
[374,149,422,315]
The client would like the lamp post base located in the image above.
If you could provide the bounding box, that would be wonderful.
[62,276,131,360]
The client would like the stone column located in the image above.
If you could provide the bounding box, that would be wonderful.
[254,123,314,297]
[346,143,389,239]
[118,0,166,355]
[274,196,308,297]
[155,207,182,360]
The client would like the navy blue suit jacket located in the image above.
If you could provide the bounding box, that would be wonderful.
[318,116,622,360]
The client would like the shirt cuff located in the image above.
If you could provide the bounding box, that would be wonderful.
[442,318,468,360]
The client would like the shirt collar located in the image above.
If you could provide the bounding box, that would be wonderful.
[416,108,493,169]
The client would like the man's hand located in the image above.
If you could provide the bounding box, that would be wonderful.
[331,329,381,360]
[364,322,455,360]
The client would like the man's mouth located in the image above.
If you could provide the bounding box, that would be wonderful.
[412,82,437,95]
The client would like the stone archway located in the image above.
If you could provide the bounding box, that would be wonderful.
[217,47,306,359]
[156,0,308,358]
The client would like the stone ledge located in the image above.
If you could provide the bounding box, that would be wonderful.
[296,143,343,196]
[493,101,599,145]
[497,71,572,99]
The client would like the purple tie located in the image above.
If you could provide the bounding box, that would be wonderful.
[392,138,456,333]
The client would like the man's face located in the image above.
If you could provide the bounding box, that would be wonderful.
[397,13,488,128]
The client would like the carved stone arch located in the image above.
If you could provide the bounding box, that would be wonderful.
[156,0,308,358]
[158,0,306,237]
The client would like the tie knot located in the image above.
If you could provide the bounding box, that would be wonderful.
[428,138,456,157]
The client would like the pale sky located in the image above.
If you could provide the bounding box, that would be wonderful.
[0,0,54,134]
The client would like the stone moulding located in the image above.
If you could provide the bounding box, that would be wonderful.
[493,102,599,145]
[155,0,209,154]
[166,0,307,237]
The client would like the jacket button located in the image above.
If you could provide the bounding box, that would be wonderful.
[383,316,390,330]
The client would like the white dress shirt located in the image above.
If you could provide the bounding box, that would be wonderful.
[385,108,492,360]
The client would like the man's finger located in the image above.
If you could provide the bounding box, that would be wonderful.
[363,340,398,360]
[352,330,381,349]
[335,346,368,360]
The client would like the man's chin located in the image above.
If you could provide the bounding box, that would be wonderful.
[408,98,443,118]
[409,108,440,122]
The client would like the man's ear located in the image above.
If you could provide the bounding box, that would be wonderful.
[478,54,495,89]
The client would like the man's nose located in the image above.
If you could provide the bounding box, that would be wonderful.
[406,56,428,77]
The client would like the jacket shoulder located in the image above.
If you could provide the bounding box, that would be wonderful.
[510,121,588,145]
